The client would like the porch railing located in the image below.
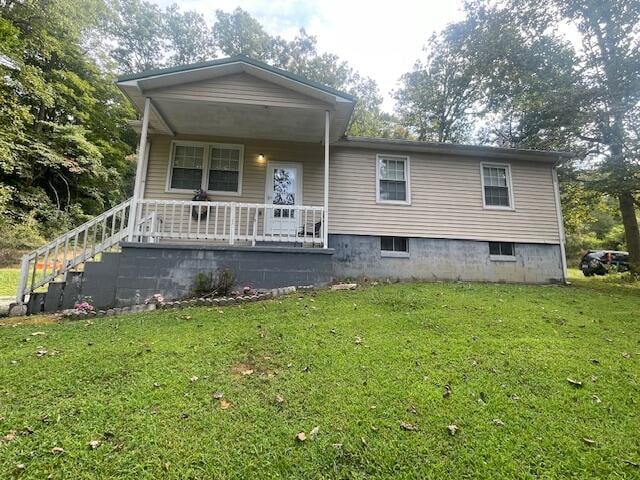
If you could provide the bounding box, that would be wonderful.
[16,198,325,304]
[16,198,133,303]
[133,199,325,246]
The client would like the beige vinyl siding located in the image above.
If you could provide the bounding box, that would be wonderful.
[328,147,561,244]
[143,137,561,244]
[144,135,324,206]
[146,73,331,110]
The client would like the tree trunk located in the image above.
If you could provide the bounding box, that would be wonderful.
[618,192,640,272]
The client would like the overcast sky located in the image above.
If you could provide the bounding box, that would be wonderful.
[153,0,466,111]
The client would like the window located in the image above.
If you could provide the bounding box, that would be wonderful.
[167,142,243,194]
[208,146,241,192]
[377,155,410,203]
[481,163,513,208]
[381,236,409,257]
[489,242,515,259]
[170,144,205,190]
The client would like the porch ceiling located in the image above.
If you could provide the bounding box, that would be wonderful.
[147,98,342,143]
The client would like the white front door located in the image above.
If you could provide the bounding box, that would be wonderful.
[265,162,303,236]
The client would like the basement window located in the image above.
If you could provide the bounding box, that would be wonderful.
[381,236,409,257]
[489,242,516,261]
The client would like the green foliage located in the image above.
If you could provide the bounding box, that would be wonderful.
[0,0,136,247]
[193,268,236,297]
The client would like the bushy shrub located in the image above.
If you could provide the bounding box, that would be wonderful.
[193,268,236,297]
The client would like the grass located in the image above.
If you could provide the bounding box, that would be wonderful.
[0,277,639,478]
[0,268,19,297]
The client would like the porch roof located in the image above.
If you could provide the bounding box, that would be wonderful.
[116,55,356,143]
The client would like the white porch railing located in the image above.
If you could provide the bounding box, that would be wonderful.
[16,198,325,304]
[133,199,324,246]
[16,199,133,303]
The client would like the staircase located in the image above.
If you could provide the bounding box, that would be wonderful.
[17,199,134,313]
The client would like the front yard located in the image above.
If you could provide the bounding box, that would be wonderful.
[0,272,638,478]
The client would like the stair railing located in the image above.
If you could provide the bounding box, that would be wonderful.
[16,198,133,304]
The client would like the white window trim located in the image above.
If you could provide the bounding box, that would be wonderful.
[380,236,410,258]
[165,140,244,196]
[376,154,411,205]
[480,162,515,211]
[490,254,517,262]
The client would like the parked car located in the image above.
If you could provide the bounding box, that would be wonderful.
[579,250,630,276]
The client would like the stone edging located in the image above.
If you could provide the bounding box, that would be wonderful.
[59,285,316,320]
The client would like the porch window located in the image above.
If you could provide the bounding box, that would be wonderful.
[377,155,410,204]
[169,144,204,190]
[481,163,513,208]
[208,146,242,193]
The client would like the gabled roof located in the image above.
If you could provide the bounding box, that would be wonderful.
[117,54,356,102]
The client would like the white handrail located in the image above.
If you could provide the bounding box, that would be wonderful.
[16,198,133,303]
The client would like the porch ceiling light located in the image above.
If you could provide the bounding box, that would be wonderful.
[258,153,265,162]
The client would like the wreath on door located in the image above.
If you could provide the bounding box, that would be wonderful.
[191,189,209,221]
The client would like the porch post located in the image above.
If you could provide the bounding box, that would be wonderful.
[128,97,151,241]
[323,110,330,248]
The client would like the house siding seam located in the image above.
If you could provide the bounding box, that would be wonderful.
[143,135,561,244]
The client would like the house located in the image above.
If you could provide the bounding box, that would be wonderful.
[15,55,571,313]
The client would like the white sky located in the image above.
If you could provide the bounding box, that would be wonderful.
[153,0,466,112]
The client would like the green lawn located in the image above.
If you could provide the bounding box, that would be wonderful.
[0,275,639,478]
[0,268,19,297]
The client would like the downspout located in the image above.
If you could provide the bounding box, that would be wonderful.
[552,162,569,284]
[128,97,151,241]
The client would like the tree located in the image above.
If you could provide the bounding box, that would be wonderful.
[164,6,214,66]
[0,0,136,247]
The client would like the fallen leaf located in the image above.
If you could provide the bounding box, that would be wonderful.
[583,437,596,446]
[1,431,17,443]
[590,358,600,364]
[51,447,64,455]
[189,376,199,382]
[332,443,342,449]
[212,392,224,400]
[31,332,46,336]
[447,424,459,436]
[295,432,307,442]
[591,375,598,383]
[592,394,602,404]
[361,436,368,447]
[301,366,310,373]
[274,394,284,405]
[407,405,418,415]
[567,378,583,387]
[36,349,47,357]
[163,462,171,471]
[240,368,254,376]
[309,426,320,440]
[219,400,231,410]
[330,328,337,334]
[622,352,631,359]
[400,421,417,431]
[88,440,101,449]
[355,336,362,345]
[493,419,505,427]
[153,382,160,388]
[15,464,25,471]
[622,460,639,468]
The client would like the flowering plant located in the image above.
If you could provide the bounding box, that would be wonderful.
[74,301,94,312]
[145,293,165,305]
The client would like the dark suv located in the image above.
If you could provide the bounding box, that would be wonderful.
[579,250,630,276]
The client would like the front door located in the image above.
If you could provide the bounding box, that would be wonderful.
[265,162,303,236]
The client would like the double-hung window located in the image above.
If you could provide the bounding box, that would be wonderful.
[209,146,241,193]
[377,155,410,204]
[169,144,205,190]
[481,163,513,209]
[489,241,516,261]
[380,236,409,257]
[168,142,243,195]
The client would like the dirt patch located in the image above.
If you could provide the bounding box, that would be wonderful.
[230,361,258,376]
[0,314,60,327]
